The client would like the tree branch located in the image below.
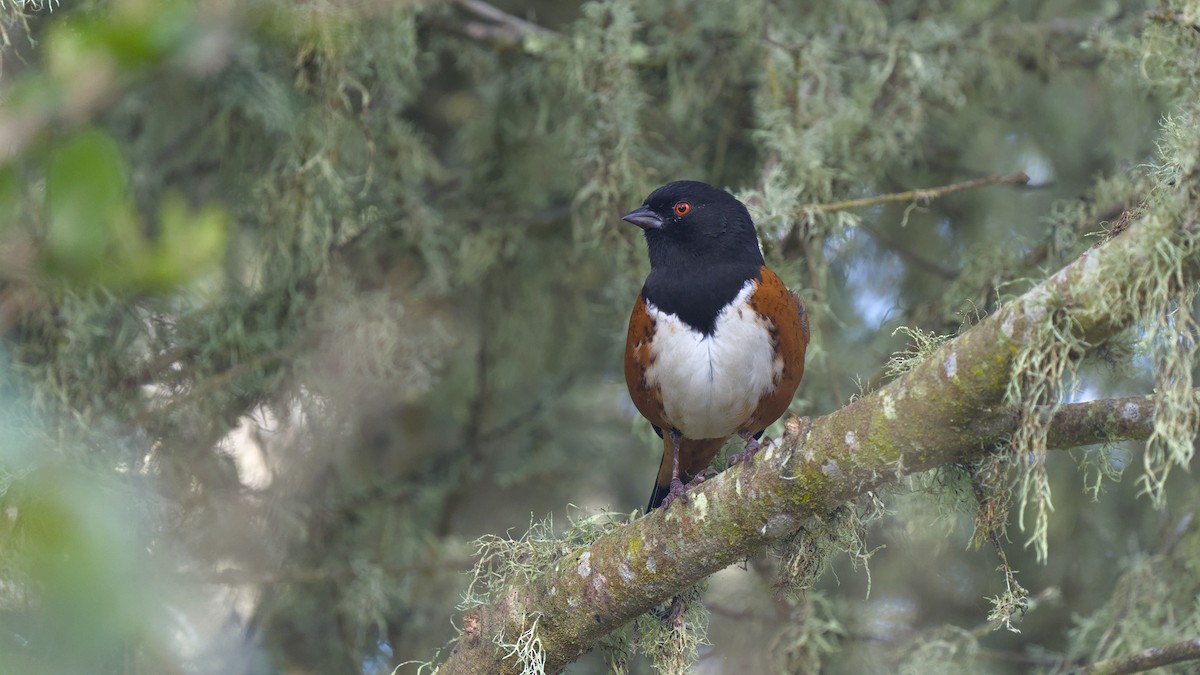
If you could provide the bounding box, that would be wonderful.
[800,172,1030,214]
[430,0,560,51]
[796,172,1034,282]
[453,0,556,37]
[983,394,1156,450]
[1071,638,1200,675]
[438,202,1198,672]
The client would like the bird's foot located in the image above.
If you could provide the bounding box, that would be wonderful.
[726,434,766,468]
[659,473,707,510]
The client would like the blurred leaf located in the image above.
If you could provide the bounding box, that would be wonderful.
[43,127,133,273]
[0,166,18,226]
[41,129,228,293]
[0,464,163,672]
[149,193,230,289]
[46,0,194,80]
[44,20,112,86]
[97,0,192,68]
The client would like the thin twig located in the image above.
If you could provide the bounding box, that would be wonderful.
[801,173,1030,215]
[453,0,556,37]
[206,560,473,585]
[1071,638,1200,675]
[1146,8,1200,33]
[438,0,560,49]
[131,343,301,428]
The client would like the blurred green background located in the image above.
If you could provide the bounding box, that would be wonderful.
[0,0,1197,673]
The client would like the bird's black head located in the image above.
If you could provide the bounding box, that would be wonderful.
[622,181,767,334]
[622,180,764,270]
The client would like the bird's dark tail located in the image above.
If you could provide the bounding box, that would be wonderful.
[646,481,671,512]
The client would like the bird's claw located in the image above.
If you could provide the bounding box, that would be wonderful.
[726,435,766,468]
[659,473,707,510]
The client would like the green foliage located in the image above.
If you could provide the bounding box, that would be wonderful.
[0,381,170,674]
[45,0,191,74]
[0,165,17,224]
[0,0,1198,673]
[5,470,154,668]
[42,128,228,291]
[769,593,847,673]
[1066,525,1200,672]
[898,626,984,675]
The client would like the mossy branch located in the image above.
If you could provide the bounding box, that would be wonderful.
[437,200,1199,673]
[976,394,1157,449]
[1073,638,1200,675]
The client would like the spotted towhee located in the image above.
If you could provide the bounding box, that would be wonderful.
[623,181,809,511]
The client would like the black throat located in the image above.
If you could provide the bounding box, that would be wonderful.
[642,264,763,336]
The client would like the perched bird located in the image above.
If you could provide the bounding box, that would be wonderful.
[622,181,809,511]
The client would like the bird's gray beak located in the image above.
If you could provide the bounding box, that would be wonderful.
[622,206,664,230]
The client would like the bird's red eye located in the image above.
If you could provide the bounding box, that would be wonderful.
[673,201,691,216]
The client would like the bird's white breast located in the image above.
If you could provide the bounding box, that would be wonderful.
[644,280,782,439]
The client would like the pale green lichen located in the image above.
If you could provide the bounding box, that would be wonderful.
[1004,291,1084,564]
[459,509,633,611]
[898,626,982,675]
[1066,547,1200,667]
[599,583,709,675]
[494,613,547,675]
[770,592,847,672]
[690,492,710,522]
[884,326,954,379]
[984,560,1030,634]
[881,391,898,420]
[460,505,716,672]
[1124,209,1199,503]
[774,497,884,599]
